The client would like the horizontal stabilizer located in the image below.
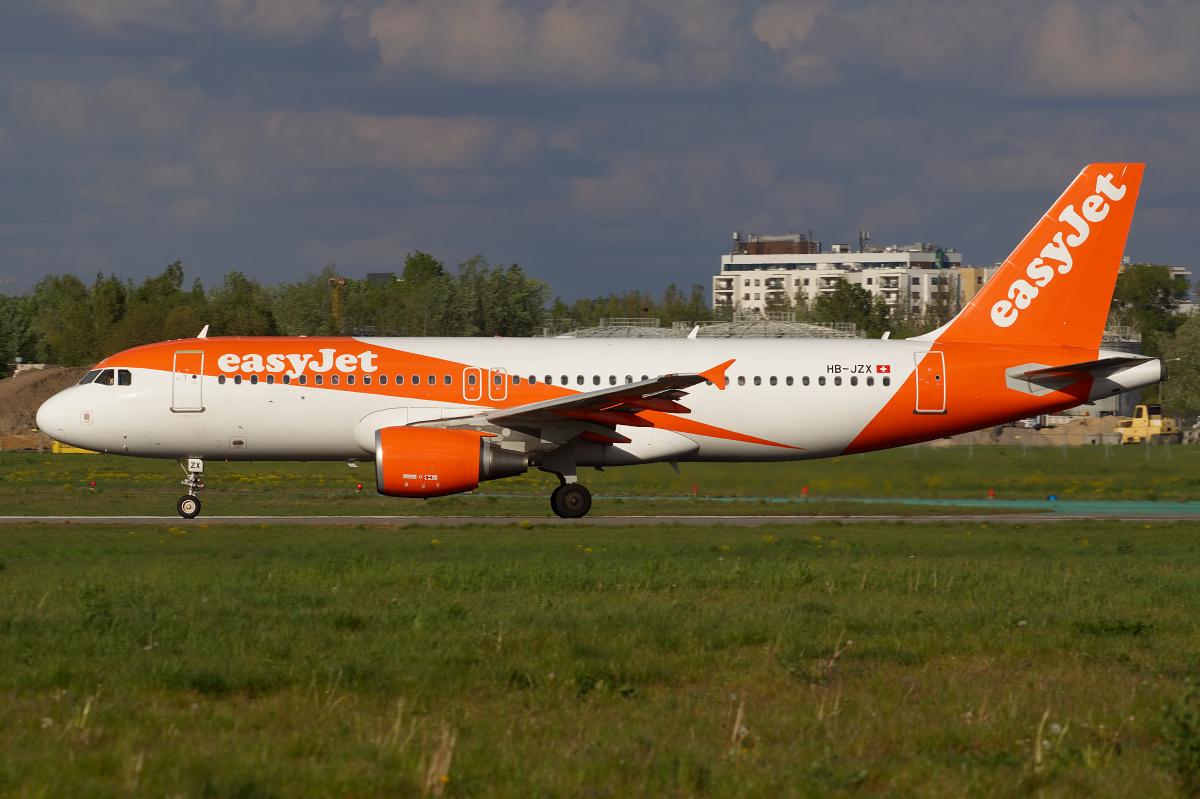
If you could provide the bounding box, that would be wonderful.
[1009,356,1150,381]
[1005,355,1164,398]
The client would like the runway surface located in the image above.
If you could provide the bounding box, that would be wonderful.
[3,513,1200,526]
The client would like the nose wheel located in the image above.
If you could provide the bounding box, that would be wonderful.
[177,495,201,519]
[551,483,592,518]
[177,457,205,519]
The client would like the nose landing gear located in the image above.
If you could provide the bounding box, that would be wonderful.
[177,458,205,519]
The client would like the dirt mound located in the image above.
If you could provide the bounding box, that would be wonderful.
[0,366,89,434]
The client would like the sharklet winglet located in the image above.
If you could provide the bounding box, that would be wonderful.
[699,358,735,390]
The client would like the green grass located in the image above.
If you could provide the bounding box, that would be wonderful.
[0,520,1198,796]
[1,444,1197,518]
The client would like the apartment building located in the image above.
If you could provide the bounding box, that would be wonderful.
[713,232,963,316]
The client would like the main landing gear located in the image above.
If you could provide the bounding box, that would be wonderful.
[550,483,591,518]
[177,458,205,519]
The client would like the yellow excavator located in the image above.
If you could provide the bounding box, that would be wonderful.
[1115,404,1179,444]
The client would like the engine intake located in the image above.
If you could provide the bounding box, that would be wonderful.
[374,426,528,498]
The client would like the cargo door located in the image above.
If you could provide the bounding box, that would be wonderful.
[172,351,204,412]
[913,351,946,414]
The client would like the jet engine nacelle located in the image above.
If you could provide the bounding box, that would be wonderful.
[374,426,528,498]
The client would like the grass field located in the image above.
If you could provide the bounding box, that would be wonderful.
[2,519,1200,796]
[1,443,1197,518]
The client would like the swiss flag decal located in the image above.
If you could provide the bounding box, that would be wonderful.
[877,364,891,373]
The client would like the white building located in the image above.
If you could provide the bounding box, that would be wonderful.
[713,233,963,317]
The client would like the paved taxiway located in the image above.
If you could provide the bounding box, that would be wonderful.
[2,513,1199,526]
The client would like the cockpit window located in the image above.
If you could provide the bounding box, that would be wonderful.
[95,369,115,386]
[117,369,132,386]
[78,370,101,385]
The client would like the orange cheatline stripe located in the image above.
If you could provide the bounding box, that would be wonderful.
[639,410,802,450]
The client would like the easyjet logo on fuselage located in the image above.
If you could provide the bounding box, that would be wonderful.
[990,173,1128,328]
[218,349,379,376]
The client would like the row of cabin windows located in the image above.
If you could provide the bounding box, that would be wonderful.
[212,371,891,389]
[78,368,132,386]
[731,375,890,387]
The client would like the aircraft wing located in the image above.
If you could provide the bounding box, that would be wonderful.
[413,359,734,446]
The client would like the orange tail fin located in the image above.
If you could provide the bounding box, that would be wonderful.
[926,163,1143,348]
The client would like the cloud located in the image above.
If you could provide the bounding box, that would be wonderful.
[299,234,411,269]
[168,197,214,225]
[1028,1,1200,97]
[216,0,339,41]
[40,0,196,34]
[366,0,759,86]
[752,0,1200,98]
[13,78,197,141]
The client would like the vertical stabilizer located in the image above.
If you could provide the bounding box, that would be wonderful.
[924,163,1143,348]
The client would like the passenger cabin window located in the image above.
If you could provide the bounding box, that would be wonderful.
[251,375,259,385]
[818,376,826,386]
[117,369,132,386]
[786,376,793,386]
[377,375,385,385]
[218,375,226,385]
[561,376,568,385]
[834,376,842,386]
[593,376,600,385]
[330,375,338,385]
[347,375,355,385]
[512,375,521,385]
[769,376,777,386]
[362,375,370,385]
[411,374,419,385]
[234,375,243,385]
[850,376,857,386]
[626,375,633,383]
[314,375,322,386]
[444,375,452,385]
[298,375,307,385]
[283,375,291,385]
[428,375,436,385]
[754,376,762,386]
[267,375,275,385]
[96,369,115,386]
[78,370,101,385]
[529,376,537,385]
[738,376,746,386]
[802,376,809,386]
[867,376,874,386]
[609,376,616,385]
[577,376,584,385]
[883,376,891,387]
[467,373,477,386]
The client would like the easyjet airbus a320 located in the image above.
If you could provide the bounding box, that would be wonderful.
[37,163,1164,519]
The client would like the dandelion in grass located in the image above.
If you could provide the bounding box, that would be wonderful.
[720,545,730,550]
[585,547,592,553]
[762,535,775,545]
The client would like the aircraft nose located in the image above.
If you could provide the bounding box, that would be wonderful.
[36,392,67,438]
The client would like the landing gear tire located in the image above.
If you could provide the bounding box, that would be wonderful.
[177,495,201,519]
[551,483,592,519]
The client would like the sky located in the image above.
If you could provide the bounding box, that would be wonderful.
[2,0,1199,300]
